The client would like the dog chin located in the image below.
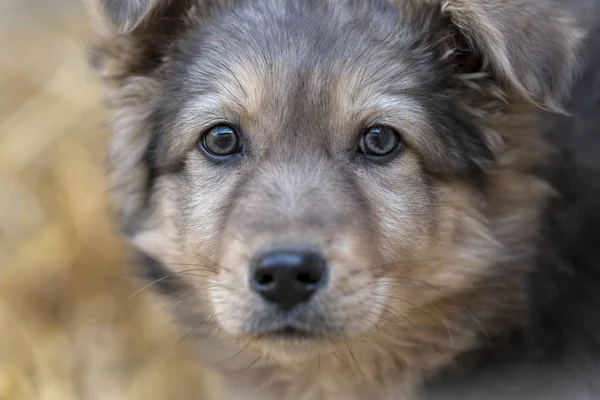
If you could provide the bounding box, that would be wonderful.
[249,329,339,363]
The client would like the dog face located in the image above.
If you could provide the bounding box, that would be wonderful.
[151,2,486,358]
[88,0,582,367]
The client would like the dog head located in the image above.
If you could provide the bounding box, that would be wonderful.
[87,0,583,367]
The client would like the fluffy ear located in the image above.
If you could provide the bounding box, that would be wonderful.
[83,0,186,235]
[440,0,585,110]
[84,0,173,35]
[85,1,232,238]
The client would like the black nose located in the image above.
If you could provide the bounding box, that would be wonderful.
[250,247,327,310]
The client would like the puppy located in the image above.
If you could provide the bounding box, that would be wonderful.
[85,0,600,398]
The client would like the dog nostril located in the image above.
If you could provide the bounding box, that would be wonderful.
[256,273,274,286]
[249,246,328,310]
[296,272,319,285]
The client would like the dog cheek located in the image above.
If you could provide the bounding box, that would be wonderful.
[177,163,240,265]
[209,285,247,335]
[355,163,435,264]
[402,181,502,305]
[129,178,185,266]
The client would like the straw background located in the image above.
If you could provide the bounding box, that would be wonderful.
[0,1,221,398]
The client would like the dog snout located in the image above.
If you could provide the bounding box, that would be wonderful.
[249,246,328,310]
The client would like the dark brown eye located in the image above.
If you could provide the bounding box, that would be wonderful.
[200,125,240,157]
[358,126,402,157]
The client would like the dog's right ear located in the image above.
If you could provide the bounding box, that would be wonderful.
[85,0,229,249]
[83,0,195,242]
[84,0,172,36]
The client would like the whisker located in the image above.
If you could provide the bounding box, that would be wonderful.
[375,293,453,340]
[378,282,492,346]
[344,256,453,277]
[160,262,231,274]
[244,355,263,371]
[195,325,218,351]
[157,291,192,314]
[428,302,455,350]
[107,268,216,322]
[317,354,322,400]
[373,301,428,339]
[193,282,238,294]
[217,344,249,365]
[178,312,218,343]
[392,277,449,293]
[331,352,351,369]
[462,307,491,345]
[344,342,364,383]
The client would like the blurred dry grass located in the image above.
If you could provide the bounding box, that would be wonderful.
[0,1,220,398]
[0,0,109,269]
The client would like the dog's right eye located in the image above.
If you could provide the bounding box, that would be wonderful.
[358,126,402,159]
[198,125,241,158]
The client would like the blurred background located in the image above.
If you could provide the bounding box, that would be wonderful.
[0,0,113,271]
[0,2,221,399]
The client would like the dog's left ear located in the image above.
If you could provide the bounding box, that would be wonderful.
[439,0,585,110]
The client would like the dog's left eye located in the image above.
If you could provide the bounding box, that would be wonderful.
[358,126,402,157]
[199,125,241,157]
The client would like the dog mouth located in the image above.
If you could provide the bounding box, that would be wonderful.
[247,324,337,347]
[257,325,321,339]
[246,325,338,360]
